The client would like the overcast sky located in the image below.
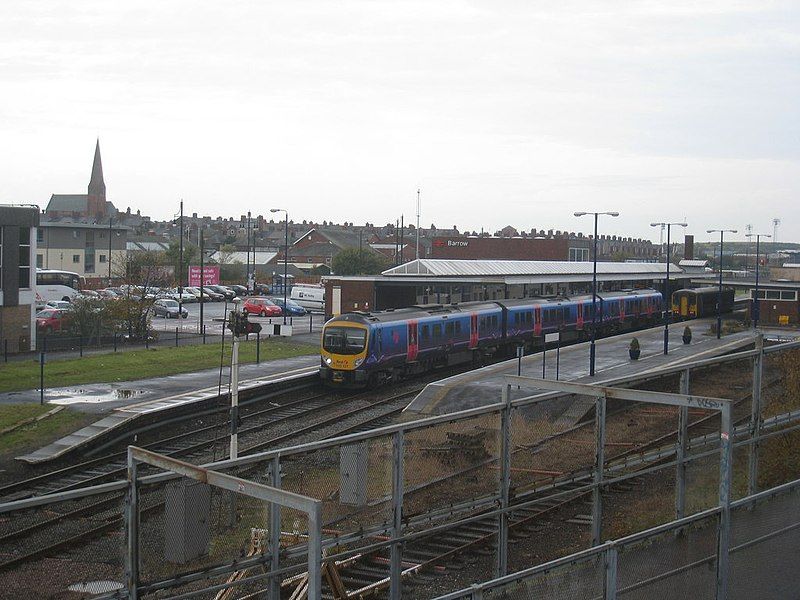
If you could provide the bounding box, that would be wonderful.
[2,1,798,244]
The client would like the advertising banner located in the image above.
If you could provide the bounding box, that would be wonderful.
[188,266,220,286]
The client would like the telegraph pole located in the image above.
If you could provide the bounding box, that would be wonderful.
[415,189,420,262]
[178,200,184,319]
[199,229,204,334]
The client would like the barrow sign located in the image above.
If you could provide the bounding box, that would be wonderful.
[189,266,220,286]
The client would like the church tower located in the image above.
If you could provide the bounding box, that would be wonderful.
[87,139,107,219]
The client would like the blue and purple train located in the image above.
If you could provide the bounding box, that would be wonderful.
[320,289,662,387]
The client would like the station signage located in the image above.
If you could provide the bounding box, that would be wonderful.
[189,266,220,286]
[433,239,469,248]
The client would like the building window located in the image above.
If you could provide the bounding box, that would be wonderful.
[36,228,44,243]
[73,254,81,263]
[73,230,80,239]
[781,291,797,301]
[99,254,107,263]
[36,254,43,268]
[766,291,781,300]
[569,247,590,261]
[19,227,31,288]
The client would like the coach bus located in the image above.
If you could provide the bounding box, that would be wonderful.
[35,269,85,305]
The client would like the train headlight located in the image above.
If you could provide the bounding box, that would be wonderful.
[354,358,364,367]
[325,357,332,365]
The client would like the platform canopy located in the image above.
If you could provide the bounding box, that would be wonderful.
[382,259,685,284]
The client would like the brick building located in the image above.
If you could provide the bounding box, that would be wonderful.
[0,205,39,353]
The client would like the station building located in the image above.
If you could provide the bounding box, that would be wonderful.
[0,205,39,353]
[322,258,697,316]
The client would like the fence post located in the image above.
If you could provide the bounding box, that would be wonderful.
[269,456,282,600]
[308,501,323,600]
[113,332,118,353]
[748,333,764,495]
[4,339,7,363]
[496,384,512,577]
[605,544,618,600]
[676,368,690,519]
[203,324,207,345]
[309,313,313,333]
[79,335,83,357]
[39,343,45,406]
[390,430,405,600]
[716,402,733,600]
[256,332,261,364]
[175,327,179,348]
[592,393,606,546]
[125,448,140,600]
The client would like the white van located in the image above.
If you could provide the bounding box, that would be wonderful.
[290,285,325,313]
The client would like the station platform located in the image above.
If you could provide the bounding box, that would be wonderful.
[406,320,757,416]
[13,355,320,464]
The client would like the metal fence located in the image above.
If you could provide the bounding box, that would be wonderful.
[435,477,800,600]
[1,336,799,599]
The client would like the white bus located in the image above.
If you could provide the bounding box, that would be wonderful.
[35,269,85,305]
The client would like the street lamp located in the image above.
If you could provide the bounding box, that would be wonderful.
[650,222,688,355]
[270,208,289,325]
[746,233,771,329]
[707,229,738,339]
[574,211,620,376]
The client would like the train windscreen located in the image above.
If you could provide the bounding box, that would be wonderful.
[323,327,367,355]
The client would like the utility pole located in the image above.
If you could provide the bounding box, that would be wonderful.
[108,216,113,285]
[246,211,251,293]
[415,189,420,263]
[199,229,204,334]
[230,326,240,459]
[400,215,404,265]
[178,200,184,319]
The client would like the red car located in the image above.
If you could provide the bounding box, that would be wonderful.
[36,308,70,334]
[242,297,282,317]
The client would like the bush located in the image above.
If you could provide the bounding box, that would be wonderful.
[629,337,640,351]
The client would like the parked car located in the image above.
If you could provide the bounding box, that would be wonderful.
[167,289,197,303]
[45,300,72,311]
[242,297,282,317]
[184,287,213,302]
[207,285,236,301]
[152,299,189,319]
[228,284,248,297]
[269,297,307,316]
[36,309,70,334]
[97,288,121,299]
[77,289,100,299]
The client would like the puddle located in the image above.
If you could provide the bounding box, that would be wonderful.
[49,388,149,405]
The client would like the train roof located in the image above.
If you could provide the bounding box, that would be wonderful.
[329,289,661,326]
[674,286,733,296]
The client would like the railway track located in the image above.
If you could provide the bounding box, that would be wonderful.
[0,388,419,573]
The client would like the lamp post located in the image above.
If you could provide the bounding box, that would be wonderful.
[108,216,113,285]
[270,208,289,325]
[707,229,737,339]
[574,211,619,376]
[650,222,688,355]
[746,233,771,329]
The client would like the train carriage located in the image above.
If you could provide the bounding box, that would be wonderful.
[320,289,663,388]
[672,287,734,320]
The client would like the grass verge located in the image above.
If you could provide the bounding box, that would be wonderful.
[0,404,95,456]
[0,339,317,394]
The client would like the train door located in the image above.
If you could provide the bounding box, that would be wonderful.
[534,306,542,336]
[407,320,419,362]
[681,296,688,318]
[619,299,626,322]
[469,313,479,349]
[577,302,584,329]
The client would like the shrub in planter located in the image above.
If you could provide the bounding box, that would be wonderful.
[629,337,641,360]
[683,326,692,344]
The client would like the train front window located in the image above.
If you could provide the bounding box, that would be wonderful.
[323,327,367,355]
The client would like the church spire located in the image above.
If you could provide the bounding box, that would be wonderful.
[88,138,105,197]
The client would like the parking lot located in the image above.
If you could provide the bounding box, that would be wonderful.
[149,300,325,337]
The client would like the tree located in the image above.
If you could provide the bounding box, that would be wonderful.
[164,240,199,285]
[216,244,238,265]
[332,248,390,275]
